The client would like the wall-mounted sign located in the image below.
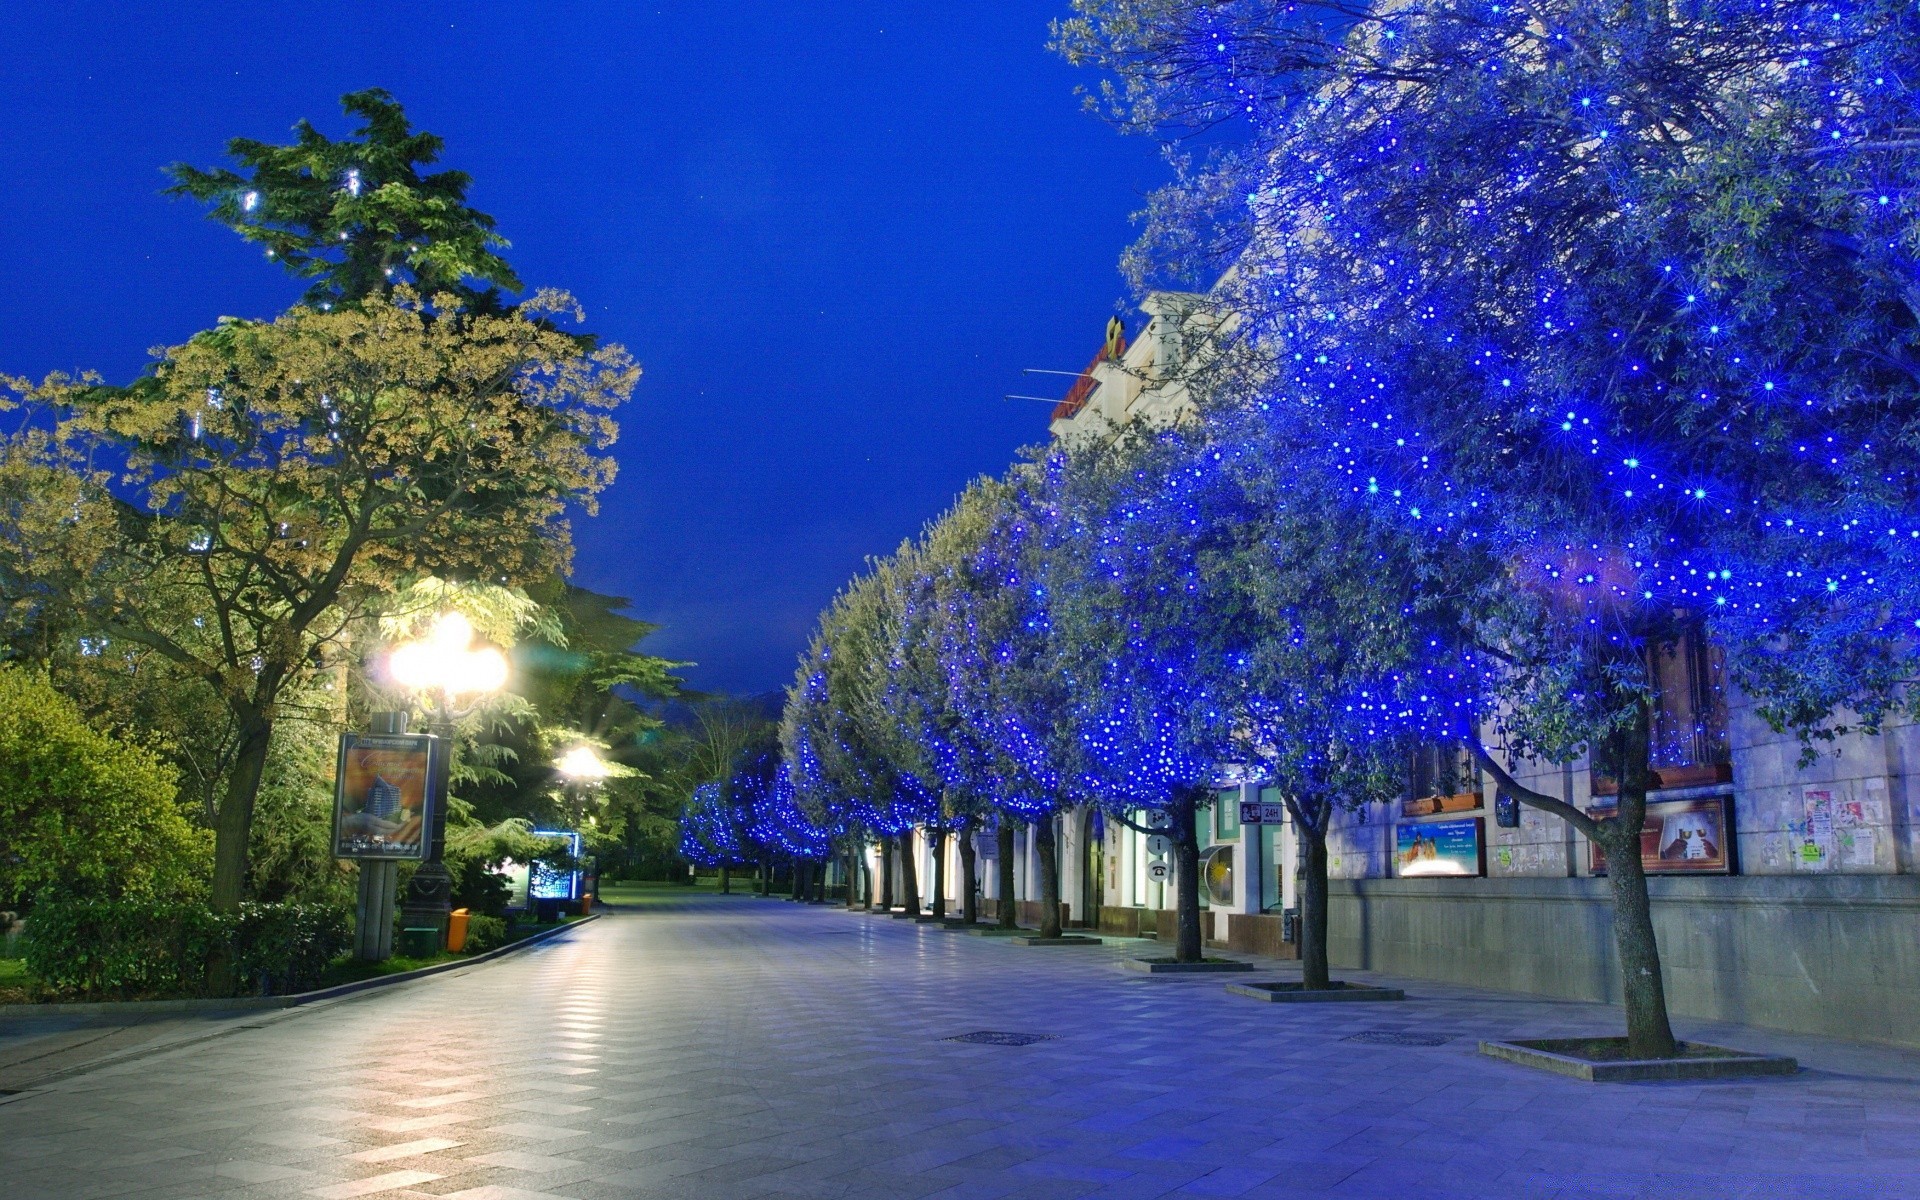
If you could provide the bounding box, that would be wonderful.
[1146,833,1173,858]
[1239,801,1288,825]
[1147,860,1172,884]
[1587,796,1733,875]
[332,733,436,860]
[1395,818,1484,878]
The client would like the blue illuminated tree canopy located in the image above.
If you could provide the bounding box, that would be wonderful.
[1059,0,1920,1054]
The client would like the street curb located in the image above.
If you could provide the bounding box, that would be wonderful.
[0,914,599,1021]
[1124,958,1256,974]
[1479,1038,1798,1082]
[1226,980,1405,1001]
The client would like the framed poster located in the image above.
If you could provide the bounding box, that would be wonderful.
[1395,818,1484,877]
[1587,795,1733,875]
[332,732,435,860]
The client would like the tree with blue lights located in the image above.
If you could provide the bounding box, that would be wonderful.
[928,467,1096,941]
[1061,0,1920,1053]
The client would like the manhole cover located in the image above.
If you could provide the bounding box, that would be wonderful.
[944,1031,1058,1046]
[1343,1030,1452,1047]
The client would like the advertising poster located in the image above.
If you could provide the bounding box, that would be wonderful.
[1587,795,1733,875]
[1395,818,1484,877]
[332,733,435,860]
[529,830,584,901]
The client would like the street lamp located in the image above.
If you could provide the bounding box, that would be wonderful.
[384,611,509,948]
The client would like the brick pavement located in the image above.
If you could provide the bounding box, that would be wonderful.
[2,892,1918,1199]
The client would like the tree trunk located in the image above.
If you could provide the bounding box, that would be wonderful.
[790,857,803,901]
[930,829,948,919]
[958,827,978,924]
[897,831,921,916]
[1036,816,1062,939]
[879,836,895,910]
[719,865,730,894]
[844,843,859,909]
[210,714,274,911]
[1170,789,1203,964]
[1604,687,1679,1058]
[996,820,1017,928]
[1299,822,1331,989]
[759,853,771,896]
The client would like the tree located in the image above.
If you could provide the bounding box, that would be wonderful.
[1,291,633,910]
[929,466,1096,941]
[165,89,520,309]
[1059,0,1920,1053]
[0,664,211,908]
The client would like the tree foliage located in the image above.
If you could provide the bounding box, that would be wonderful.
[0,664,210,907]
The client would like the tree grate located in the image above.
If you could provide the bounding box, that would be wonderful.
[944,1031,1059,1046]
[1343,1030,1453,1047]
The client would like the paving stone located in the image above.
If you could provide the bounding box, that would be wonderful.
[5,894,1920,1199]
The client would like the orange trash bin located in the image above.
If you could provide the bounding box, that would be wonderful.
[446,908,470,953]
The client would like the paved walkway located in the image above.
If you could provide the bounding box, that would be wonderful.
[3,893,1919,1200]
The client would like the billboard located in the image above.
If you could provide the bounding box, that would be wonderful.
[1395,818,1484,878]
[1587,795,1734,875]
[333,733,436,860]
[529,830,584,901]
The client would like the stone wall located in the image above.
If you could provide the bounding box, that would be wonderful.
[1328,874,1920,1047]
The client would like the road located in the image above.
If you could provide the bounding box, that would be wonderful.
[3,891,1918,1199]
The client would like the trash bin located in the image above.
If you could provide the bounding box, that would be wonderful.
[446,908,471,953]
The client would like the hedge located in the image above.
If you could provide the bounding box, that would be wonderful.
[24,896,350,1000]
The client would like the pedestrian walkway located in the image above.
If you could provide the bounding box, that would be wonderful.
[3,892,1918,1199]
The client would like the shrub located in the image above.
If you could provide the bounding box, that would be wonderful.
[24,897,226,999]
[231,902,351,995]
[24,895,350,999]
[463,913,508,954]
[0,666,210,909]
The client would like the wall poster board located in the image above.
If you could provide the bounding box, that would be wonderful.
[1395,818,1484,877]
[1586,794,1734,875]
[332,732,436,860]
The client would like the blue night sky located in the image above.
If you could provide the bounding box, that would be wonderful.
[0,3,1163,696]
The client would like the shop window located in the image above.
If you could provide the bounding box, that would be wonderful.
[1215,787,1241,840]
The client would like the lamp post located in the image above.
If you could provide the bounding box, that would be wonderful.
[385,611,509,952]
[555,744,612,911]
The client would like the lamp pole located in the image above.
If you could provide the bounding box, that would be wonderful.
[386,612,508,953]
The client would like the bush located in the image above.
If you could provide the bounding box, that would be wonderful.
[0,666,211,909]
[24,895,350,999]
[464,913,508,954]
[231,902,352,995]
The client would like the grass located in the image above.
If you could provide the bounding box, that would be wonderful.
[597,880,751,906]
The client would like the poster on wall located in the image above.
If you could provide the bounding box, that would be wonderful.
[1395,818,1484,877]
[1587,795,1733,875]
[332,733,435,860]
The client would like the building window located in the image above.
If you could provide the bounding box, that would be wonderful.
[1406,743,1482,816]
[1594,632,1733,793]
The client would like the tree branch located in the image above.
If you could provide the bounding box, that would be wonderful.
[1465,733,1607,844]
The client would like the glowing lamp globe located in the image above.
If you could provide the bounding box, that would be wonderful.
[556,745,614,782]
[387,611,509,699]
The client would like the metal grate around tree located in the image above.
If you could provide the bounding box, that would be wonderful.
[1342,1030,1453,1047]
[944,1031,1059,1046]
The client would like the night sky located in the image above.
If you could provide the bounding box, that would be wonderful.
[0,3,1163,696]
